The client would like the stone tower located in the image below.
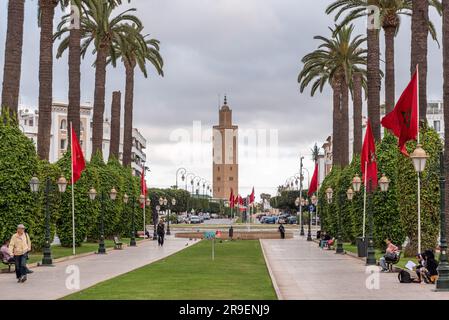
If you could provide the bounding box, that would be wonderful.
[212,97,238,200]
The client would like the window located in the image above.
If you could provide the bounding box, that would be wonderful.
[434,120,441,132]
[230,166,233,171]
[229,177,234,181]
[60,139,67,150]
[217,166,220,172]
[217,177,221,181]
[60,119,67,130]
[29,119,33,127]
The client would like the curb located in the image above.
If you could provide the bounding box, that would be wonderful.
[259,239,283,301]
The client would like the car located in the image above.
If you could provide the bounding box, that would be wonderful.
[189,216,201,224]
[203,213,211,220]
[287,216,298,224]
[262,216,277,224]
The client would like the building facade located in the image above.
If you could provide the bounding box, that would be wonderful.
[212,97,239,200]
[18,102,147,176]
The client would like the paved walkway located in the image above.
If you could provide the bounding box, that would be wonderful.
[0,236,194,300]
[261,237,449,300]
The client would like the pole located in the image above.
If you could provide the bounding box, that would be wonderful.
[41,178,53,265]
[212,238,215,261]
[98,192,106,254]
[436,152,449,290]
[363,161,368,239]
[299,157,304,236]
[130,196,136,247]
[366,179,376,265]
[336,193,344,253]
[70,122,76,256]
[416,64,422,254]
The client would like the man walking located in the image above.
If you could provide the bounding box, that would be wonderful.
[157,220,166,247]
[9,224,31,283]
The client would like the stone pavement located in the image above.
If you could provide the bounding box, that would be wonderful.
[261,237,449,300]
[0,236,194,300]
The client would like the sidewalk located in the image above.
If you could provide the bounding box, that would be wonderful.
[0,236,194,300]
[261,237,449,300]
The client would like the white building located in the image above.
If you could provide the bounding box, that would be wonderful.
[18,102,147,176]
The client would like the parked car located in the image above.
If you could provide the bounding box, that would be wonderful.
[262,216,277,224]
[203,213,211,220]
[287,216,297,224]
[189,215,201,224]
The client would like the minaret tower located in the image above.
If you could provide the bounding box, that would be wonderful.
[212,96,238,200]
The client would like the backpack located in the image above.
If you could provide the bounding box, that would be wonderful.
[398,269,412,283]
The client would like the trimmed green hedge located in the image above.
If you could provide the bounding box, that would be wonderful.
[319,127,442,256]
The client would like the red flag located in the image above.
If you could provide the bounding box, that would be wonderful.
[229,188,235,208]
[235,195,239,206]
[71,126,86,184]
[308,163,319,196]
[381,70,418,156]
[361,120,378,192]
[140,168,147,208]
[238,195,243,206]
[249,187,255,204]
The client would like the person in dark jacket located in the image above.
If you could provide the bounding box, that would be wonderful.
[419,250,439,284]
[278,224,285,239]
[228,226,234,241]
[157,221,166,247]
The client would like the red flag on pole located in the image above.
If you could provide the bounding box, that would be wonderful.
[249,187,255,204]
[140,168,147,208]
[381,70,419,156]
[308,163,319,196]
[229,188,235,208]
[71,126,86,184]
[361,120,378,192]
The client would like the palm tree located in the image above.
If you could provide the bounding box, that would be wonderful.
[36,0,59,160]
[1,0,25,119]
[56,0,130,144]
[110,26,163,167]
[56,0,142,158]
[109,90,121,159]
[443,0,449,239]
[352,72,365,155]
[298,25,367,167]
[326,0,440,139]
[411,0,441,121]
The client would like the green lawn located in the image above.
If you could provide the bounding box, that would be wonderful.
[343,243,418,269]
[2,238,142,270]
[63,240,277,300]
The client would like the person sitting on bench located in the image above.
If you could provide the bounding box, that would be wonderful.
[418,250,439,284]
[379,238,399,272]
[1,240,14,263]
[320,232,332,249]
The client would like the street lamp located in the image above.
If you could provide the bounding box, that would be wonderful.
[124,194,137,247]
[167,198,176,235]
[352,174,362,193]
[300,197,305,236]
[379,174,390,193]
[411,144,429,254]
[88,187,117,254]
[176,168,187,189]
[347,188,354,201]
[325,187,343,254]
[30,175,67,266]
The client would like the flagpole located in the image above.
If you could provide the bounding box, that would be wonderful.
[416,64,422,254]
[363,161,368,239]
[70,122,76,256]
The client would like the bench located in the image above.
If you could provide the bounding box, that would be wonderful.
[0,252,14,273]
[113,236,123,250]
[385,251,402,272]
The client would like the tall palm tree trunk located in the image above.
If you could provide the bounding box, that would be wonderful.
[332,79,342,167]
[384,25,396,114]
[1,0,25,119]
[442,0,449,243]
[123,62,135,167]
[340,77,349,167]
[367,27,381,141]
[411,0,429,122]
[67,27,81,144]
[352,72,363,156]
[109,91,121,160]
[91,47,108,158]
[37,0,57,160]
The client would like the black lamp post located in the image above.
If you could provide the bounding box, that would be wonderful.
[30,175,67,266]
[89,187,117,254]
[154,204,160,240]
[307,198,313,241]
[167,198,176,235]
[176,168,187,190]
[436,152,449,291]
[325,187,344,254]
[124,194,137,247]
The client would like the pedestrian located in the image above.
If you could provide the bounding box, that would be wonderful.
[229,226,234,241]
[379,238,399,272]
[9,224,30,283]
[145,229,150,239]
[157,220,165,247]
[278,223,285,239]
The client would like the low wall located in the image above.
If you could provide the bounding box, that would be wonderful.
[175,231,293,240]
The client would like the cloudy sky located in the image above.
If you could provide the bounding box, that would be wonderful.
[0,0,444,199]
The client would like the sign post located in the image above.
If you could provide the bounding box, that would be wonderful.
[203,231,217,261]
